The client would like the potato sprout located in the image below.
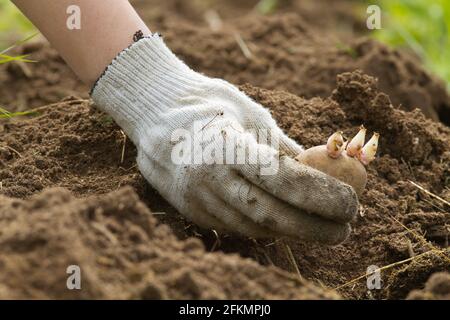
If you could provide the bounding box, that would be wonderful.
[295,126,380,196]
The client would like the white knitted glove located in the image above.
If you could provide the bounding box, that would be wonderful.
[91,34,358,244]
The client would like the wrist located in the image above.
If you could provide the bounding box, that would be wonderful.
[84,27,152,86]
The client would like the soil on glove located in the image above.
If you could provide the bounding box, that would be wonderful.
[0,0,449,300]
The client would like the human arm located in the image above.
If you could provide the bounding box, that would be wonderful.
[12,0,150,85]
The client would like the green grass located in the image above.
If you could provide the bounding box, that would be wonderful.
[0,53,34,64]
[0,1,37,66]
[256,0,280,14]
[0,0,35,47]
[373,0,450,90]
[0,107,38,119]
[0,32,38,64]
[0,43,37,117]
[0,3,38,118]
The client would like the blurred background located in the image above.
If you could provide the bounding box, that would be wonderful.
[0,0,449,90]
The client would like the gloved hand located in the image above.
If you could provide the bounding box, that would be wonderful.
[91,34,358,244]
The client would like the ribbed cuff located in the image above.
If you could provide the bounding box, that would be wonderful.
[91,34,206,143]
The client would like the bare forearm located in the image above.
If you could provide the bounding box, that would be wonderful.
[12,0,150,86]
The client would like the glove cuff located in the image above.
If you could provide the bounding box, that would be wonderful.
[91,33,206,143]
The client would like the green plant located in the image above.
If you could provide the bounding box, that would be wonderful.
[373,0,450,90]
[0,107,38,119]
[0,32,38,64]
[256,0,279,14]
[0,53,33,64]
[0,0,35,43]
[0,32,38,118]
[336,42,359,59]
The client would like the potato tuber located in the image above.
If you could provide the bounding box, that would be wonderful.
[295,127,379,196]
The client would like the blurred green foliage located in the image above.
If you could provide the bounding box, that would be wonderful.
[0,106,38,118]
[373,0,450,90]
[0,0,35,47]
[256,0,280,14]
[0,0,448,90]
[0,53,34,64]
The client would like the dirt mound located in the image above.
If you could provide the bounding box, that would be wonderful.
[407,272,450,300]
[0,0,449,300]
[1,71,448,299]
[242,71,450,299]
[0,186,336,299]
[157,13,449,123]
[0,40,89,112]
[2,9,449,124]
[132,0,364,37]
[0,97,142,198]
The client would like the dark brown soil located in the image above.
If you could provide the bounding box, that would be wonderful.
[242,71,450,299]
[2,1,449,123]
[132,0,365,37]
[1,71,448,299]
[0,186,336,299]
[0,40,89,112]
[157,13,450,123]
[407,272,450,300]
[0,0,449,300]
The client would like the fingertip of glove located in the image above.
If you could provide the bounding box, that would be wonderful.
[327,179,359,224]
[320,223,352,246]
[342,184,359,222]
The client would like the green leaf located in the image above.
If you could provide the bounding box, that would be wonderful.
[0,107,38,119]
[256,0,279,14]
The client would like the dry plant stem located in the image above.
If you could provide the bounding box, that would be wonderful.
[0,146,22,158]
[120,130,126,164]
[210,230,221,252]
[408,180,450,207]
[262,251,274,266]
[335,248,449,290]
[204,10,223,31]
[386,212,450,264]
[283,242,304,282]
[421,197,447,213]
[234,33,253,60]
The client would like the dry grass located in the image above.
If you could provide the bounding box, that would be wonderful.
[408,180,450,207]
[335,248,449,291]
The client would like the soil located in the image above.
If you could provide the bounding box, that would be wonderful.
[407,272,450,300]
[0,41,89,112]
[0,0,449,300]
[2,1,450,123]
[0,187,336,299]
